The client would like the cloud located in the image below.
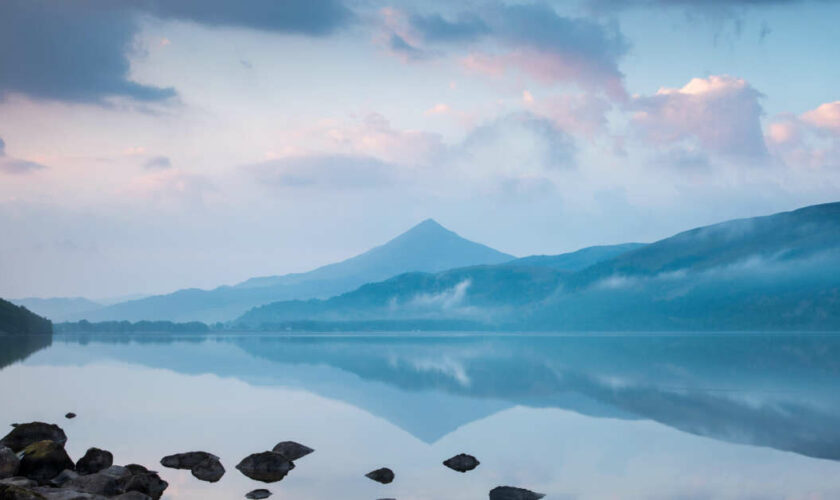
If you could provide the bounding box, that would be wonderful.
[0,136,47,175]
[0,0,175,104]
[144,0,352,36]
[408,13,490,42]
[406,3,629,97]
[457,112,577,175]
[245,155,396,189]
[801,101,840,134]
[766,101,840,169]
[144,156,172,169]
[388,34,430,61]
[631,75,768,160]
[524,92,612,137]
[0,0,353,104]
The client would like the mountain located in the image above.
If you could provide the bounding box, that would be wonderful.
[74,219,514,323]
[11,297,104,321]
[507,243,645,271]
[235,242,645,328]
[0,297,52,336]
[236,202,840,331]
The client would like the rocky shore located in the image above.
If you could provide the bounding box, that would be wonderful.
[0,419,545,499]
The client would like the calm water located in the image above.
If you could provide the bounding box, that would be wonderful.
[2,332,840,499]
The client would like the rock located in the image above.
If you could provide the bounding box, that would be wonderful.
[0,477,37,488]
[159,452,217,471]
[63,471,124,496]
[0,484,46,499]
[159,452,223,483]
[271,442,314,461]
[245,489,272,499]
[95,466,129,482]
[0,424,67,453]
[443,453,479,473]
[489,486,545,500]
[75,449,112,476]
[0,447,20,479]
[235,452,294,483]
[31,487,105,500]
[190,457,224,483]
[112,493,151,500]
[48,469,79,487]
[365,468,394,484]
[121,467,167,500]
[63,414,75,420]
[18,441,75,485]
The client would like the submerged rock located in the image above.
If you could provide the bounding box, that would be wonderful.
[489,486,545,500]
[364,468,394,484]
[443,453,480,473]
[0,446,20,479]
[235,452,294,483]
[271,442,314,461]
[75,449,113,476]
[0,424,67,453]
[245,489,272,499]
[18,441,75,484]
[190,457,224,483]
[63,414,75,420]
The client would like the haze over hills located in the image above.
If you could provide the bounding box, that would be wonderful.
[237,202,840,331]
[56,219,514,323]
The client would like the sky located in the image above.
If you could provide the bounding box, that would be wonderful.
[2,0,840,299]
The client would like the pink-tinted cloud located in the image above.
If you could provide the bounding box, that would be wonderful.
[801,101,840,134]
[631,75,767,159]
[0,136,47,175]
[524,92,612,137]
[766,102,840,169]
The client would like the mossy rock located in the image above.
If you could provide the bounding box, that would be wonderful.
[18,441,74,485]
[0,483,47,499]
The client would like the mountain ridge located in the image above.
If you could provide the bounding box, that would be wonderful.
[63,219,514,323]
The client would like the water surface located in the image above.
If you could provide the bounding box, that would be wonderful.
[2,332,840,499]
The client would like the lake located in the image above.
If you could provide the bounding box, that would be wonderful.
[2,332,840,499]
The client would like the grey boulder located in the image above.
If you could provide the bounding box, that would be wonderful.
[365,468,394,484]
[245,489,272,499]
[75,449,113,476]
[159,452,217,471]
[489,486,546,500]
[271,442,314,461]
[235,452,294,483]
[190,457,224,483]
[18,441,75,484]
[160,452,224,483]
[0,446,20,479]
[443,453,479,473]
[0,424,67,453]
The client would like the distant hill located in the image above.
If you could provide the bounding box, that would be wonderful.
[508,243,645,271]
[236,202,840,331]
[11,297,103,322]
[75,219,514,322]
[0,297,52,336]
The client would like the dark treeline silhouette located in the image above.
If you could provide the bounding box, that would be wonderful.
[56,319,210,333]
[0,297,52,336]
